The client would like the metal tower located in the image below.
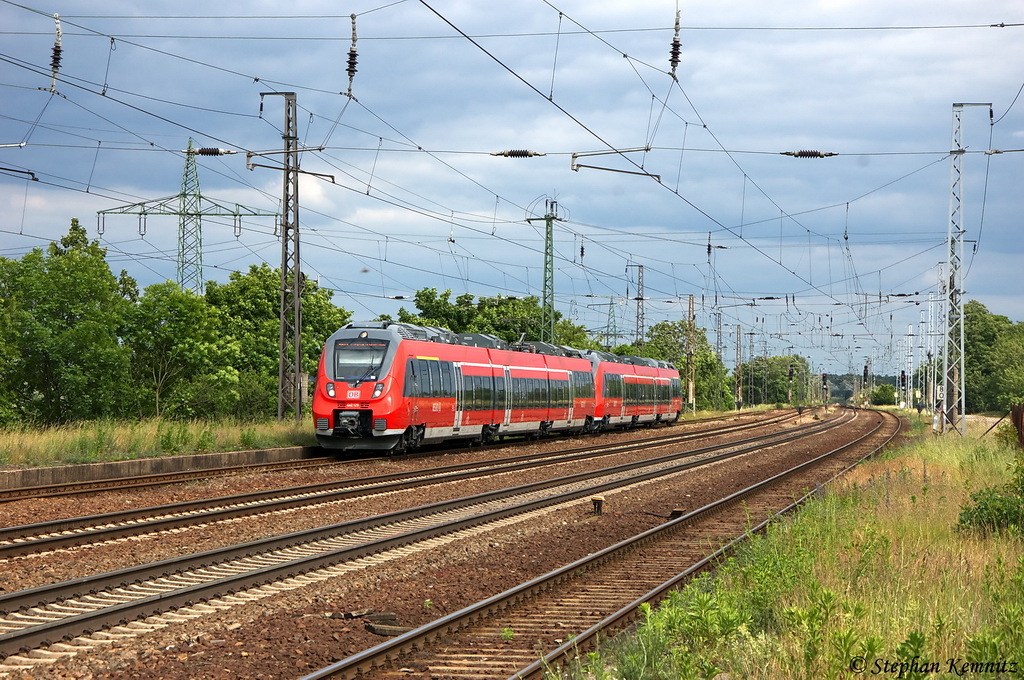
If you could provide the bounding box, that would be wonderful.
[526,200,559,343]
[734,324,743,409]
[686,294,696,412]
[941,103,989,435]
[584,296,624,349]
[714,311,724,411]
[627,264,645,354]
[271,93,302,423]
[97,143,277,294]
[247,93,334,422]
[178,139,203,293]
[605,301,619,349]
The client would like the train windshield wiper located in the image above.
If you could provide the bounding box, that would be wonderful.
[354,361,377,383]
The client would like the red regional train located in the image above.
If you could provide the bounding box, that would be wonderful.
[313,321,682,452]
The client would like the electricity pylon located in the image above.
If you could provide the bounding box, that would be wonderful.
[97,139,277,294]
[941,103,990,435]
[526,199,560,343]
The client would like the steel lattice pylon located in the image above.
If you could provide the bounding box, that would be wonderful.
[627,264,644,355]
[97,141,278,295]
[273,92,303,423]
[178,139,203,293]
[526,200,559,344]
[941,103,989,435]
[541,204,555,344]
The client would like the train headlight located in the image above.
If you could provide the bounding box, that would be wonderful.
[372,382,385,399]
[326,382,336,398]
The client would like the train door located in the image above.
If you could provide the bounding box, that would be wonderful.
[567,371,575,425]
[453,364,464,431]
[503,367,512,426]
[405,358,420,422]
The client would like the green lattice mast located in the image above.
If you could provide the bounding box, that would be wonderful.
[178,138,203,293]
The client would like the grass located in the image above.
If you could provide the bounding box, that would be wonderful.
[0,418,318,467]
[548,411,1024,679]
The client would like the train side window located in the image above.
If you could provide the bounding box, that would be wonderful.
[478,375,489,410]
[440,361,454,398]
[495,373,507,410]
[417,359,431,397]
[404,359,419,398]
[427,360,442,398]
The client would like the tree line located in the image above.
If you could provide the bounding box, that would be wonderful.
[5,222,1017,428]
[0,221,735,426]
[0,221,349,425]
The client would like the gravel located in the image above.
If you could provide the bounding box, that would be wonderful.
[1,408,895,679]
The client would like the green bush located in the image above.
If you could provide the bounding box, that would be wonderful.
[994,423,1021,450]
[957,488,1024,534]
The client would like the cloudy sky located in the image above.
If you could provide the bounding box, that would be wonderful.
[1,0,1022,376]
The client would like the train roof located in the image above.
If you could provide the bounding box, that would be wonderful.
[340,321,673,368]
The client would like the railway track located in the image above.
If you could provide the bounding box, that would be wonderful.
[0,409,850,666]
[0,412,764,504]
[0,411,798,559]
[0,455,338,503]
[300,409,900,680]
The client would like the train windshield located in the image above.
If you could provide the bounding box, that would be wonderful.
[333,338,390,382]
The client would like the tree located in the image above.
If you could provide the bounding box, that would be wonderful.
[965,300,1013,412]
[205,263,351,375]
[0,258,18,426]
[990,324,1024,408]
[644,320,733,410]
[0,220,132,423]
[123,282,240,418]
[740,354,810,406]
[205,264,350,418]
[871,383,898,406]
[393,288,598,347]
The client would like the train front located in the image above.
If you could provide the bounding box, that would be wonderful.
[313,323,406,451]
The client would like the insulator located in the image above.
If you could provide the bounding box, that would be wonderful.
[347,49,358,77]
[50,45,62,71]
[492,149,545,158]
[784,150,837,158]
[196,147,226,155]
[669,40,681,69]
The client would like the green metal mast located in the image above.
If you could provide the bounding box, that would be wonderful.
[542,200,556,343]
[178,139,203,293]
[526,199,559,344]
[97,142,278,295]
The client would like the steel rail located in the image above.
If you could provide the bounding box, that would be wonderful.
[512,409,902,680]
[0,411,783,503]
[296,409,893,680]
[0,411,849,659]
[0,455,336,502]
[0,410,799,558]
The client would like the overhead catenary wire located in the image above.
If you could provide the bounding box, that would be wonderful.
[2,1,1017,372]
